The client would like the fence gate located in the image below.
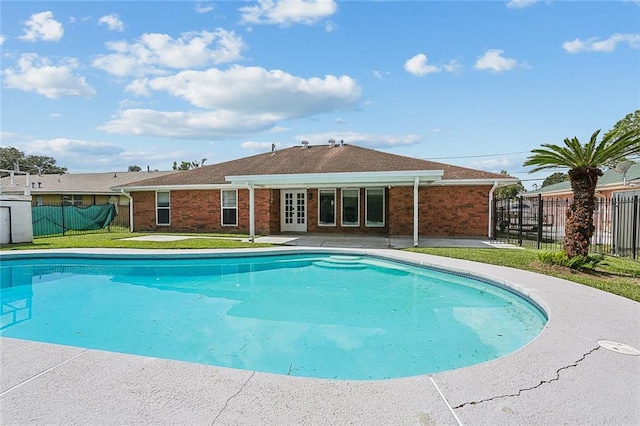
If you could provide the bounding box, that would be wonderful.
[612,191,639,259]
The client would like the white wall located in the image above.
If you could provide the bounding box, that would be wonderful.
[0,196,33,244]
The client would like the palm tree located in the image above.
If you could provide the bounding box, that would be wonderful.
[524,129,639,257]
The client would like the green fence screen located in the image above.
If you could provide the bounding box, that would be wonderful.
[32,204,118,237]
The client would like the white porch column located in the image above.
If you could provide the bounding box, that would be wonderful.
[413,176,419,247]
[248,183,255,242]
[488,181,498,239]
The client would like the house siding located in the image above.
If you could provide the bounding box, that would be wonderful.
[132,185,491,237]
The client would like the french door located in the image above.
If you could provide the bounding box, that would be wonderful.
[281,189,307,232]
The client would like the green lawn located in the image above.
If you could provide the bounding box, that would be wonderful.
[406,247,640,303]
[1,232,271,250]
[3,232,638,302]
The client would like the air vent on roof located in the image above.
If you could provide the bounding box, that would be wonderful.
[301,140,309,149]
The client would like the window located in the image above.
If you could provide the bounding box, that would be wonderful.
[36,196,44,206]
[366,188,385,227]
[341,188,359,226]
[62,195,83,206]
[318,189,336,226]
[156,192,170,225]
[221,189,238,226]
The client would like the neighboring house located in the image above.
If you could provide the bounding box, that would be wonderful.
[522,163,640,251]
[524,162,640,200]
[116,142,517,244]
[0,171,176,207]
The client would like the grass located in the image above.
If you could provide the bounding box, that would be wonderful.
[3,232,639,302]
[1,232,271,250]
[406,247,640,303]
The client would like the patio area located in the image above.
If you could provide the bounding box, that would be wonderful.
[1,247,638,425]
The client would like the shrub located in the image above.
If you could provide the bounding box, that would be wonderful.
[538,251,606,271]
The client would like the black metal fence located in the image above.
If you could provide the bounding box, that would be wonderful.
[492,194,639,260]
[32,203,130,238]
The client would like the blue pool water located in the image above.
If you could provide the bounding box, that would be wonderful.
[0,253,546,380]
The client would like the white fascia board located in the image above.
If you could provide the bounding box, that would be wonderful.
[431,178,520,186]
[225,170,444,187]
[114,184,244,192]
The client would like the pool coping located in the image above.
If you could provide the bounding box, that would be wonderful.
[1,247,639,425]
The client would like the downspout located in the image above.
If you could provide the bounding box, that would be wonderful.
[120,189,134,232]
[248,183,255,242]
[24,172,31,197]
[413,176,419,247]
[488,181,499,239]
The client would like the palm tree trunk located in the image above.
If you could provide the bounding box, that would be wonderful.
[563,167,602,257]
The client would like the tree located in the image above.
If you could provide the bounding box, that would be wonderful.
[128,165,142,172]
[0,146,67,175]
[541,172,568,187]
[524,129,639,257]
[495,170,525,199]
[172,158,207,170]
[603,110,640,155]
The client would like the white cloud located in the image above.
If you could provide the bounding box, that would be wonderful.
[0,35,5,46]
[48,113,62,118]
[241,141,276,152]
[324,21,337,32]
[474,49,518,72]
[25,138,124,156]
[405,54,462,77]
[92,29,245,76]
[239,0,338,26]
[3,53,97,99]
[134,65,361,118]
[99,109,277,139]
[562,33,640,53]
[295,131,422,148]
[506,0,537,9]
[98,14,125,32]
[404,54,441,76]
[19,11,64,42]
[443,58,463,74]
[195,3,215,14]
[100,65,361,140]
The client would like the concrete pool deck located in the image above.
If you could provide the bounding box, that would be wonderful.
[1,247,639,425]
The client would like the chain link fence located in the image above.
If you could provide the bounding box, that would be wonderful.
[32,203,130,238]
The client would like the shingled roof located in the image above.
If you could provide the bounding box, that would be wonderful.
[120,144,507,188]
[0,171,176,195]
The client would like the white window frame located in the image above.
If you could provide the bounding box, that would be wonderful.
[365,188,385,227]
[221,189,238,226]
[156,191,170,226]
[341,188,360,227]
[318,189,336,227]
[62,194,83,207]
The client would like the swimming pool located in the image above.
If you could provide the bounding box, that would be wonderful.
[0,252,547,380]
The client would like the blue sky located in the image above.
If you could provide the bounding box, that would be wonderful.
[1,0,638,189]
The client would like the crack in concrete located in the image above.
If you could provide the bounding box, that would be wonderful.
[211,371,256,425]
[452,345,601,410]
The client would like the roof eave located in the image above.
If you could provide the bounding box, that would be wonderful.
[225,170,444,187]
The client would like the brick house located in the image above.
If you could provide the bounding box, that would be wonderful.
[116,142,517,245]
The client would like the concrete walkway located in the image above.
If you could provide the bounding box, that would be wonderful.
[126,233,520,249]
[255,235,522,249]
[1,247,638,425]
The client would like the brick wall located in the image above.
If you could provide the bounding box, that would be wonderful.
[132,185,491,237]
[131,189,275,234]
[388,185,491,237]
